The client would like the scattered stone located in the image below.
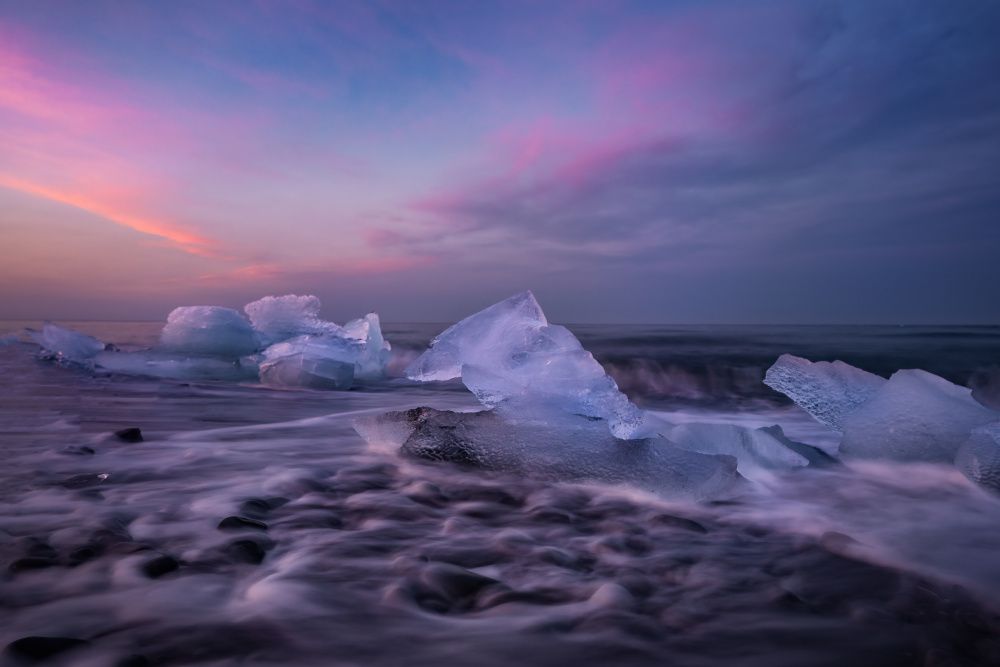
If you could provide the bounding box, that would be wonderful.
[117,654,150,667]
[224,540,266,564]
[217,516,268,532]
[9,557,57,573]
[651,513,708,533]
[419,562,501,602]
[68,546,99,566]
[5,636,91,661]
[63,445,96,456]
[115,427,143,443]
[142,555,179,579]
[59,473,108,490]
[26,543,58,559]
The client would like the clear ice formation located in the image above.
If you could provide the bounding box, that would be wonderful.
[839,369,1000,462]
[27,322,106,363]
[244,295,344,347]
[354,407,739,500]
[24,295,390,388]
[763,354,886,433]
[158,306,260,358]
[765,355,1000,490]
[258,335,357,390]
[405,291,644,439]
[667,423,809,481]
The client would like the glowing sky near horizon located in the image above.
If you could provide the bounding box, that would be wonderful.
[1,0,999,324]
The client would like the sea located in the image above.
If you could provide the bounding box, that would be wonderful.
[1,320,1000,666]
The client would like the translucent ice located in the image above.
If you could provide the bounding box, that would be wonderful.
[158,306,259,358]
[244,294,343,346]
[27,322,106,363]
[258,335,357,390]
[955,421,1000,492]
[667,422,808,481]
[839,369,1000,462]
[354,407,738,500]
[405,291,643,439]
[342,313,392,381]
[764,354,886,433]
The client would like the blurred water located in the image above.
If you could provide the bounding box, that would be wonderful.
[1,322,999,666]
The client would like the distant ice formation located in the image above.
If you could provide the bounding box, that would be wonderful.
[27,322,107,363]
[23,295,391,390]
[765,354,1000,491]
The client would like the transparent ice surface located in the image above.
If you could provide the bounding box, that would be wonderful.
[244,294,343,347]
[405,291,643,438]
[258,335,358,389]
[342,313,392,381]
[840,369,1000,462]
[26,322,106,363]
[667,422,808,480]
[955,421,1000,492]
[354,407,738,500]
[158,306,259,359]
[764,354,886,433]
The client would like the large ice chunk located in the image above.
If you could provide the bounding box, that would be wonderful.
[244,295,343,346]
[955,421,1000,492]
[27,322,106,363]
[764,354,886,433]
[258,335,357,390]
[667,423,808,481]
[840,369,1000,462]
[405,291,643,439]
[158,306,259,358]
[354,407,738,500]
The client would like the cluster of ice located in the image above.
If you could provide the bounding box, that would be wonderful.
[766,354,1000,490]
[405,291,644,439]
[24,295,391,390]
[354,292,823,497]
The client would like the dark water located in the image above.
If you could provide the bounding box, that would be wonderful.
[1,322,1000,666]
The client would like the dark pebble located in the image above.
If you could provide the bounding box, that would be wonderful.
[142,555,179,579]
[68,546,99,566]
[225,540,266,564]
[651,514,708,533]
[5,636,91,661]
[90,528,132,548]
[218,516,268,532]
[115,427,143,443]
[63,445,96,456]
[117,655,150,667]
[27,543,58,559]
[60,473,107,490]
[419,562,501,602]
[9,557,57,573]
[106,542,152,555]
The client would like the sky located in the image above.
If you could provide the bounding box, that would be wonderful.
[1,0,998,324]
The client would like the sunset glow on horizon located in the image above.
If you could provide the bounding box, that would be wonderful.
[2,1,998,324]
